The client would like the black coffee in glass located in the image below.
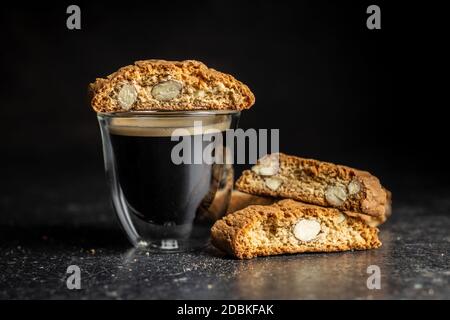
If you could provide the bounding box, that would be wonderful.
[98,111,239,250]
[111,133,221,225]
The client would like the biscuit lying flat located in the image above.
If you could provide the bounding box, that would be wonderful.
[89,60,255,112]
[235,153,391,218]
[227,191,388,227]
[211,199,381,259]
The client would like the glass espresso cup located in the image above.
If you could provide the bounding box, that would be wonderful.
[98,111,240,252]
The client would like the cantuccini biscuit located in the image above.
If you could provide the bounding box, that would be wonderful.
[211,199,381,259]
[235,153,391,217]
[89,59,255,112]
[227,190,389,227]
[227,190,277,214]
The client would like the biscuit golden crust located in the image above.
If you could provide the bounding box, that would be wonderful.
[211,199,381,259]
[235,153,391,218]
[89,59,255,112]
[227,190,388,227]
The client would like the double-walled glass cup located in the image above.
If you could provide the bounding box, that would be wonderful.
[98,111,240,252]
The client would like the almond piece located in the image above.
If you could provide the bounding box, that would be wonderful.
[347,180,362,196]
[264,177,283,191]
[117,84,137,110]
[325,185,348,206]
[293,219,321,242]
[251,154,280,176]
[336,213,346,224]
[151,80,182,101]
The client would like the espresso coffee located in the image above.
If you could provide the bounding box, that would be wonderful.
[107,114,233,231]
[98,112,239,249]
[111,132,222,225]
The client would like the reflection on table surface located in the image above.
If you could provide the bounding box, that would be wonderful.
[1,213,449,299]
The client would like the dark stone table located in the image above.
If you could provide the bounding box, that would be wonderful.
[1,168,449,299]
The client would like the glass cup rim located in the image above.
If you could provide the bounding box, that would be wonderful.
[97,110,240,118]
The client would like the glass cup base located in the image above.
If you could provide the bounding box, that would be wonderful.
[137,238,209,253]
[132,222,211,253]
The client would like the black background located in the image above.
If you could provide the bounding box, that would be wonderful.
[1,0,448,202]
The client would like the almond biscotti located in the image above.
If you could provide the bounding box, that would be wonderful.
[89,59,255,113]
[235,153,390,217]
[227,190,276,214]
[227,191,389,227]
[211,199,381,259]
